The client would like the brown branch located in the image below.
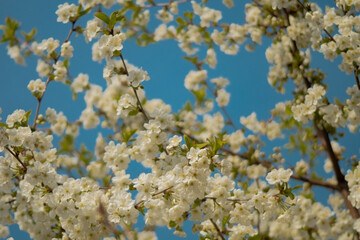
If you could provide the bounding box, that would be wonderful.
[119,52,150,122]
[315,127,360,219]
[291,174,339,190]
[323,29,336,43]
[210,218,225,240]
[119,53,129,76]
[141,0,189,8]
[179,127,344,193]
[203,196,250,203]
[252,0,278,18]
[5,146,27,171]
[98,201,122,240]
[354,66,360,90]
[132,87,150,122]
[32,75,52,129]
[32,21,77,130]
[288,18,359,218]
[295,0,336,43]
[203,81,237,130]
[134,186,173,209]
[296,0,309,10]
[315,127,344,186]
[64,21,76,43]
[283,5,359,218]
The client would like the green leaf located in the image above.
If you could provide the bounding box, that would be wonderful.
[78,144,94,165]
[183,55,199,65]
[209,136,225,156]
[221,215,229,229]
[192,198,201,209]
[129,183,136,191]
[79,7,92,17]
[291,185,302,190]
[132,6,142,19]
[59,134,75,153]
[112,50,122,57]
[21,28,36,42]
[137,205,145,216]
[195,142,208,149]
[184,11,194,22]
[248,234,262,240]
[176,17,185,25]
[94,12,110,24]
[183,101,192,111]
[136,33,155,47]
[209,163,215,172]
[77,4,83,14]
[288,192,295,200]
[184,135,192,149]
[169,220,176,228]
[63,58,69,68]
[23,110,31,126]
[176,25,185,34]
[6,17,20,31]
[102,175,111,186]
[128,109,139,116]
[191,87,206,103]
[122,128,137,143]
[109,11,118,29]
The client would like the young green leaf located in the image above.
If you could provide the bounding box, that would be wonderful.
[94,12,110,24]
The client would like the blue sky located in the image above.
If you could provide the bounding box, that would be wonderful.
[0,0,359,239]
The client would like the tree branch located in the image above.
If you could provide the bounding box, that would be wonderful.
[119,52,150,122]
[5,146,27,171]
[291,174,339,190]
[283,5,360,219]
[98,201,122,240]
[296,0,336,42]
[354,65,360,90]
[132,87,150,122]
[134,186,173,209]
[141,0,189,8]
[32,21,77,130]
[315,126,360,218]
[210,218,225,240]
[204,81,237,130]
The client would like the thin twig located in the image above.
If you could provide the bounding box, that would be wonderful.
[291,174,339,190]
[119,52,150,122]
[119,53,129,76]
[204,80,237,130]
[98,201,122,240]
[141,0,189,8]
[32,75,52,129]
[296,0,336,43]
[5,146,27,170]
[178,127,350,193]
[323,29,337,43]
[64,21,76,43]
[132,87,150,122]
[134,186,173,209]
[354,66,360,90]
[32,21,77,130]
[210,218,225,240]
[296,0,308,10]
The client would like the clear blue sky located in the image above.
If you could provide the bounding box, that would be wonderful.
[0,1,358,239]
